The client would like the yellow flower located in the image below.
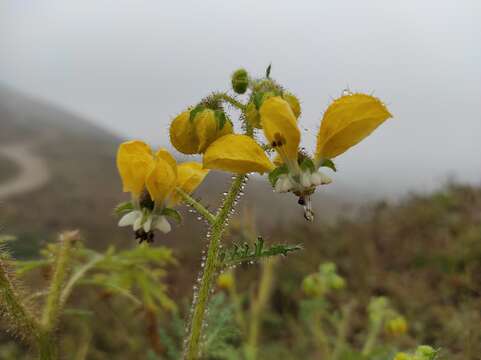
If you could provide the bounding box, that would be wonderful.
[116,140,154,197]
[260,96,301,173]
[117,143,208,235]
[217,272,235,290]
[385,316,408,336]
[168,162,209,206]
[194,109,233,153]
[315,93,392,162]
[170,108,234,154]
[203,134,274,174]
[169,111,200,155]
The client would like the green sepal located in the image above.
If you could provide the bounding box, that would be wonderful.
[268,164,288,186]
[253,92,264,110]
[214,110,227,130]
[300,157,316,173]
[320,159,337,172]
[161,207,182,224]
[189,105,205,122]
[114,201,134,216]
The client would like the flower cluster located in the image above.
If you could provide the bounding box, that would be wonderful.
[115,66,392,240]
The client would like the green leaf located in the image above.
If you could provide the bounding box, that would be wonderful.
[300,158,316,173]
[320,159,337,172]
[161,207,182,224]
[268,165,288,186]
[219,237,302,266]
[114,201,134,215]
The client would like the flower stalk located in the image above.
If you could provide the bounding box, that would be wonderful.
[184,174,246,359]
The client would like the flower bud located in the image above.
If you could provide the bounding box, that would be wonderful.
[394,353,412,360]
[302,273,325,297]
[414,345,437,360]
[217,271,235,290]
[283,92,301,118]
[385,316,408,336]
[231,68,249,94]
[169,111,200,154]
[194,109,233,153]
[246,102,261,128]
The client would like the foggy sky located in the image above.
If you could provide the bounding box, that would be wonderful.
[1,0,480,198]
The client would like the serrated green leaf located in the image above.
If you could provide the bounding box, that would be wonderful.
[219,237,302,266]
[161,207,182,224]
[320,159,337,172]
[268,165,288,186]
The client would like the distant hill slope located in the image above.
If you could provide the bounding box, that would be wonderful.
[0,85,358,257]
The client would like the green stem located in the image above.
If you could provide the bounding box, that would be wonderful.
[362,314,384,356]
[332,301,356,360]
[217,93,246,111]
[176,188,216,225]
[0,257,39,339]
[245,259,277,360]
[184,174,246,359]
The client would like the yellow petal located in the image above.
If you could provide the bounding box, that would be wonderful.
[116,140,154,197]
[145,158,177,204]
[194,109,233,153]
[168,162,209,206]
[155,148,177,176]
[169,110,200,155]
[316,94,392,160]
[283,92,301,118]
[260,96,300,162]
[203,134,274,174]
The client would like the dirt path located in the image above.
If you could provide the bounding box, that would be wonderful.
[0,134,53,200]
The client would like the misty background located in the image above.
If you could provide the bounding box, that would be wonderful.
[1,0,480,199]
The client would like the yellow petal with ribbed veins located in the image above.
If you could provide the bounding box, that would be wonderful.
[116,140,154,197]
[316,94,392,160]
[145,158,177,204]
[169,110,199,155]
[195,109,233,153]
[155,148,177,176]
[260,96,300,162]
[203,134,274,174]
[168,162,209,206]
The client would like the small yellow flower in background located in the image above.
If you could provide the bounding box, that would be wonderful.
[394,353,412,360]
[116,141,208,241]
[203,134,274,174]
[217,271,235,291]
[385,315,408,336]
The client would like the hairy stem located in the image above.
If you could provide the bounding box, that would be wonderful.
[216,93,246,111]
[0,256,39,340]
[184,174,246,359]
[176,188,216,225]
[39,231,78,359]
